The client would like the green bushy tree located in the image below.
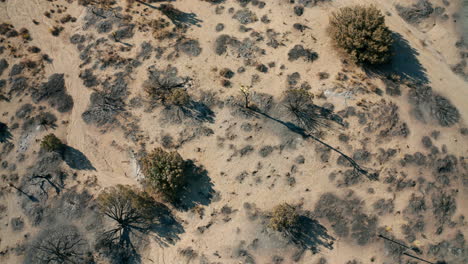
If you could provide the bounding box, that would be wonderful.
[329,5,393,65]
[140,148,186,200]
[40,133,63,152]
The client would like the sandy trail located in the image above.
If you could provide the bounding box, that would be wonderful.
[5,0,135,186]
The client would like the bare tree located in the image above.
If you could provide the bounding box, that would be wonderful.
[239,85,251,108]
[284,88,330,131]
[97,185,156,247]
[25,225,91,264]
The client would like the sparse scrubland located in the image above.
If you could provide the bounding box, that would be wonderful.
[0,0,466,264]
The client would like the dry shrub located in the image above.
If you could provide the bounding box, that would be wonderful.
[329,5,393,65]
[269,203,299,233]
[166,89,190,106]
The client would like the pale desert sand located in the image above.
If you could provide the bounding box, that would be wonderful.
[0,0,467,263]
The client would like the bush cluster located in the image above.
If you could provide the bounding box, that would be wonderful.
[268,203,299,233]
[40,133,63,152]
[140,147,186,200]
[329,5,393,65]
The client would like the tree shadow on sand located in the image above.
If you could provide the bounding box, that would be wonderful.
[135,1,202,28]
[174,160,215,211]
[97,201,184,264]
[365,32,429,84]
[289,216,335,254]
[159,4,203,28]
[62,146,96,171]
[248,106,372,179]
[148,203,185,246]
[0,122,12,143]
[181,100,216,123]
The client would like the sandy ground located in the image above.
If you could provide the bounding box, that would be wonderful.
[0,0,467,263]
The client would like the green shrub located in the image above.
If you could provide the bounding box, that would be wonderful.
[140,148,186,200]
[269,203,299,233]
[329,5,393,65]
[40,133,63,152]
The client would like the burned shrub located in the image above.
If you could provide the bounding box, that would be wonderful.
[97,20,113,34]
[22,112,57,132]
[352,149,370,163]
[32,73,74,113]
[288,45,318,62]
[408,84,432,104]
[215,34,232,55]
[233,9,258,24]
[421,136,432,148]
[259,145,274,157]
[338,133,349,143]
[396,0,434,25]
[177,39,202,57]
[11,217,24,231]
[220,68,235,79]
[140,147,186,201]
[373,199,394,216]
[329,5,393,65]
[143,66,190,105]
[240,145,254,156]
[351,213,378,245]
[364,101,409,138]
[431,192,456,224]
[161,134,174,149]
[214,34,264,61]
[284,88,328,132]
[430,95,460,127]
[401,217,425,243]
[69,33,85,44]
[408,85,460,127]
[10,77,29,95]
[314,192,376,245]
[112,23,135,40]
[15,104,34,119]
[428,231,467,263]
[9,63,24,76]
[381,234,406,260]
[435,155,457,175]
[338,169,362,187]
[79,69,99,87]
[0,58,9,76]
[82,92,124,127]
